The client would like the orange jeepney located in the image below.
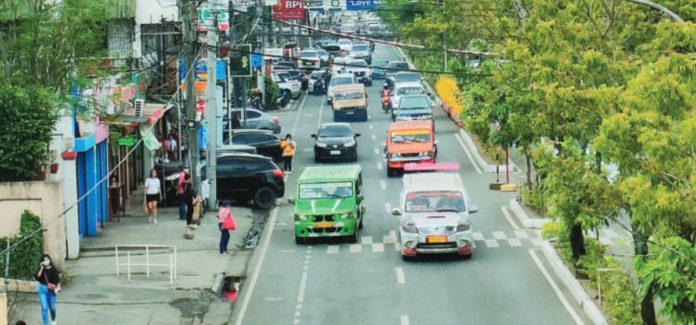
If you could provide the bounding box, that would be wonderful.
[385,120,437,177]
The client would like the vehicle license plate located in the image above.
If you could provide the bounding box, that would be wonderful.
[330,150,341,155]
[307,62,314,65]
[315,222,334,228]
[426,235,448,243]
[346,111,355,115]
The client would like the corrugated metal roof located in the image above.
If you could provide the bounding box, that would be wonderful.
[298,165,362,182]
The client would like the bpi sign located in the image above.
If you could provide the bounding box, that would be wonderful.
[346,0,377,10]
[273,0,305,20]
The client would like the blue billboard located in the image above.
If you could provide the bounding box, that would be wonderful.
[346,0,377,10]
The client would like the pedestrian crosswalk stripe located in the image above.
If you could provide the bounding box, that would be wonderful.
[361,236,373,245]
[514,231,529,239]
[394,242,401,251]
[531,238,543,247]
[383,230,397,244]
[508,238,522,247]
[384,202,392,214]
[327,245,339,254]
[349,244,362,253]
[472,232,485,241]
[492,231,506,240]
[372,243,385,252]
[485,239,499,248]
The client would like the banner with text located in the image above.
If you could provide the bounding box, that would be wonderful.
[273,0,305,20]
[346,0,377,10]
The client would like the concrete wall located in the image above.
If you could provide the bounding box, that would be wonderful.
[0,181,67,268]
[132,0,179,59]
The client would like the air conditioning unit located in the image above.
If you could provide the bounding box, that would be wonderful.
[134,99,145,117]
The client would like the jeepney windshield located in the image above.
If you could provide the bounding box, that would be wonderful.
[299,182,354,199]
[334,91,364,101]
[405,191,465,212]
[390,130,431,143]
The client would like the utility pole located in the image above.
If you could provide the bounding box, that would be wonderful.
[206,7,219,207]
[178,0,200,193]
[256,1,266,105]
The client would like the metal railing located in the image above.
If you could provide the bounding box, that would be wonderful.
[115,245,177,284]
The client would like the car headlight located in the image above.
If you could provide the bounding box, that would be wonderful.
[402,224,418,233]
[456,223,471,232]
[345,139,356,147]
[386,153,393,159]
[338,213,354,219]
[295,214,308,221]
[316,142,328,148]
[391,153,401,158]
[419,152,432,158]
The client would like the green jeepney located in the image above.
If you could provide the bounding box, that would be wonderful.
[292,165,365,244]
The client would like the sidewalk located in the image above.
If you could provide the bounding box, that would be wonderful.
[9,191,265,325]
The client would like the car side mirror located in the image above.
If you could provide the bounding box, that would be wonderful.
[469,205,479,214]
[288,198,295,205]
[434,140,439,145]
[310,134,317,138]
[391,208,402,216]
[357,194,365,201]
[355,133,361,137]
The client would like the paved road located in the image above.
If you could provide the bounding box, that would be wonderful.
[230,45,591,325]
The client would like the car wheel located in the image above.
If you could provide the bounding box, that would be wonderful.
[460,253,473,261]
[387,167,395,177]
[295,236,307,245]
[358,217,363,229]
[282,89,291,100]
[314,153,321,163]
[347,228,359,244]
[254,186,276,209]
[402,255,414,262]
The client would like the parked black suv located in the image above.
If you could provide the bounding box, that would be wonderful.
[215,153,285,209]
[224,129,282,162]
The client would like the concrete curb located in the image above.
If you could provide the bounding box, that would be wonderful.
[509,198,549,229]
[540,240,608,325]
[393,46,520,174]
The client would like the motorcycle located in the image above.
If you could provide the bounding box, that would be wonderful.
[312,78,325,96]
[381,88,391,113]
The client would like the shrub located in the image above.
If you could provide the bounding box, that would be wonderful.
[521,186,546,215]
[541,220,561,239]
[0,210,44,280]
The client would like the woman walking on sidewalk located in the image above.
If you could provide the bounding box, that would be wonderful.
[144,168,162,224]
[35,254,60,325]
[218,201,237,254]
[182,174,196,228]
[279,134,296,174]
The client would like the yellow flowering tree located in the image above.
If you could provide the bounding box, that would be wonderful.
[435,76,464,126]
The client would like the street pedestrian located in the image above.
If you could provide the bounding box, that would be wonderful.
[191,192,203,229]
[35,254,60,325]
[167,134,178,161]
[144,168,162,224]
[182,174,196,228]
[231,112,241,129]
[218,201,237,254]
[177,165,190,220]
[279,134,296,174]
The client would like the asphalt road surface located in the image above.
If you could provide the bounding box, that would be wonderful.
[230,44,591,325]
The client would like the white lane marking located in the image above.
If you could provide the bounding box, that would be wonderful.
[529,249,584,325]
[361,236,374,244]
[531,238,543,247]
[454,132,484,174]
[395,267,405,284]
[293,319,300,325]
[472,232,485,241]
[385,202,392,214]
[380,180,387,189]
[394,242,401,251]
[374,148,380,155]
[291,93,309,136]
[492,231,507,240]
[508,238,523,247]
[302,148,312,152]
[369,124,374,130]
[383,230,397,244]
[377,162,383,170]
[235,208,279,325]
[295,311,301,317]
[317,95,326,129]
[297,264,309,303]
[501,206,520,230]
[296,304,302,310]
[485,239,499,248]
[372,243,385,252]
[371,134,377,141]
[264,297,284,301]
[279,249,295,253]
[349,244,362,253]
[515,230,530,239]
[401,315,410,325]
[327,245,339,254]
[368,115,372,120]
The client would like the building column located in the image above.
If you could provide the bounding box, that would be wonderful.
[86,146,98,236]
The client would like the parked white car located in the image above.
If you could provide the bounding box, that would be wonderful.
[272,72,301,99]
[338,39,353,53]
[392,163,478,261]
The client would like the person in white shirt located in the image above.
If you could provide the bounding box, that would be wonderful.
[144,169,162,224]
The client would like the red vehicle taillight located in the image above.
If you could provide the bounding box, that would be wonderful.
[273,117,280,124]
[272,169,285,178]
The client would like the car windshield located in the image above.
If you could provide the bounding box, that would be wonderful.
[351,60,368,67]
[387,62,409,70]
[334,91,364,101]
[397,87,425,96]
[391,130,431,143]
[299,182,354,199]
[318,126,353,137]
[405,191,465,212]
[399,96,430,109]
[317,49,328,56]
[352,45,368,52]
[331,77,353,86]
[325,45,340,51]
[301,51,319,58]
[275,73,290,82]
[396,73,421,82]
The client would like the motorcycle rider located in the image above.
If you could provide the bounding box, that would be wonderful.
[322,67,332,93]
[381,84,391,113]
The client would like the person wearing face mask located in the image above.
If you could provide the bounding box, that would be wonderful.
[35,254,60,325]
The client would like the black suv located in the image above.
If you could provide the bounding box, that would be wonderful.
[225,129,282,162]
[215,153,285,209]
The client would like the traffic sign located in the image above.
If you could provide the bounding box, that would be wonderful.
[230,44,252,78]
[346,0,377,10]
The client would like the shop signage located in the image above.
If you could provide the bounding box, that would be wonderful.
[273,0,305,20]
